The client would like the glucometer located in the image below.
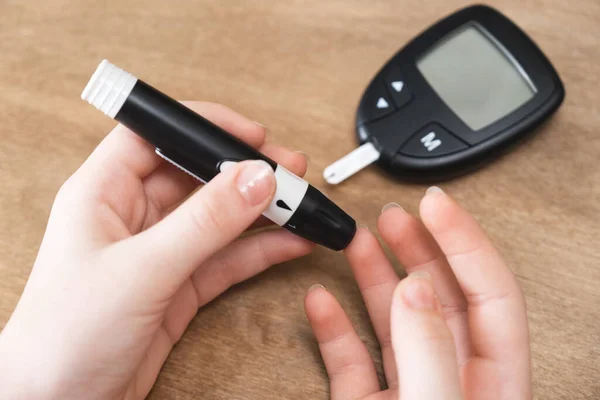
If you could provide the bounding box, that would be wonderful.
[81,61,356,251]
[324,5,565,183]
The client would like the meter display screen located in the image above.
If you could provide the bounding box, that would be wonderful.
[417,24,536,131]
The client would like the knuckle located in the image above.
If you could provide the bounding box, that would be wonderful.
[440,302,468,319]
[253,236,272,268]
[327,354,373,380]
[387,215,421,244]
[213,252,238,287]
[378,332,394,352]
[328,361,364,380]
[211,263,235,296]
[418,319,456,346]
[445,244,484,262]
[465,289,513,307]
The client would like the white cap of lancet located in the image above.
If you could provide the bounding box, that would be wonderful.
[81,60,138,119]
[323,142,381,185]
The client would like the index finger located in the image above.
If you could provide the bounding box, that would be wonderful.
[419,187,530,362]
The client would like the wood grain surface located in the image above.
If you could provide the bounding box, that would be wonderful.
[1,0,599,398]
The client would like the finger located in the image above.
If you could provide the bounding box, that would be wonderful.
[391,273,463,400]
[419,187,529,362]
[378,203,471,364]
[119,160,276,301]
[81,101,267,181]
[344,226,400,388]
[189,230,315,309]
[159,230,314,347]
[259,142,308,178]
[304,286,380,399]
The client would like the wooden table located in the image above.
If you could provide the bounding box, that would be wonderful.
[1,1,598,398]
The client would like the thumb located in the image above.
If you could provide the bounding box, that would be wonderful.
[391,272,463,400]
[118,159,276,299]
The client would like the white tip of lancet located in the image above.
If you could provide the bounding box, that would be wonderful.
[81,59,138,119]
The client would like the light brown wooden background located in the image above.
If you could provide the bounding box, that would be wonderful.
[1,0,598,398]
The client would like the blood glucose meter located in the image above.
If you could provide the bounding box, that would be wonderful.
[324,5,565,183]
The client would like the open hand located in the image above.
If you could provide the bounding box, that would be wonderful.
[305,189,531,400]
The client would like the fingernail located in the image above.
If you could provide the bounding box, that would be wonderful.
[255,121,268,130]
[220,161,237,172]
[426,186,444,196]
[236,160,275,206]
[255,122,269,137]
[359,224,370,231]
[309,284,326,292]
[296,150,311,164]
[410,271,431,280]
[403,272,437,311]
[381,202,405,213]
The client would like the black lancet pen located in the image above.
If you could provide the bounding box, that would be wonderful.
[81,60,356,251]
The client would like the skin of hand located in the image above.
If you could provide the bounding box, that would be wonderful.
[0,102,315,400]
[305,190,532,400]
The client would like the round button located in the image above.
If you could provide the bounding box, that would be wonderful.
[399,124,468,157]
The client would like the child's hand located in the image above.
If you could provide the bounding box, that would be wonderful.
[305,189,531,400]
[0,102,314,400]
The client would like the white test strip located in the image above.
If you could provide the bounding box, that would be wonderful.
[323,142,381,184]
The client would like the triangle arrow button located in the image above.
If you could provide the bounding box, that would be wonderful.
[391,81,404,92]
[376,97,389,109]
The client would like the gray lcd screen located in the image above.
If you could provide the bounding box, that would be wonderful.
[417,25,536,131]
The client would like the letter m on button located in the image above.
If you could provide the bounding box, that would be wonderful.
[420,132,442,151]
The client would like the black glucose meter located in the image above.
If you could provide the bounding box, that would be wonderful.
[324,5,565,183]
